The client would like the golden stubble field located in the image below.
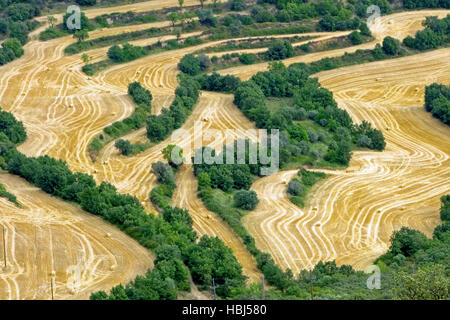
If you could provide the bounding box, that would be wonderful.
[0,0,448,298]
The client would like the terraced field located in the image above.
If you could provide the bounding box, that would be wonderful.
[0,0,448,298]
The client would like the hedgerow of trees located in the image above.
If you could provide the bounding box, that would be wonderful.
[146,75,200,142]
[424,83,450,125]
[0,108,246,299]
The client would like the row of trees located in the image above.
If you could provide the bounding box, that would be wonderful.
[146,75,200,142]
[233,62,385,167]
[403,15,450,51]
[0,108,246,299]
[128,81,153,106]
[424,83,450,125]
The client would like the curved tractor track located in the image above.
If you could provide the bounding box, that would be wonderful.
[0,2,448,297]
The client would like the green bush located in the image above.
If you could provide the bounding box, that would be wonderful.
[233,190,259,210]
[128,81,152,106]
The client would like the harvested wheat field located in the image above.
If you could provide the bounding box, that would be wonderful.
[0,174,152,300]
[0,0,449,301]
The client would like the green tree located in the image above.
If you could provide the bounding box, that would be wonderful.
[115,139,132,156]
[382,36,399,55]
[73,29,89,42]
[178,54,201,75]
[151,161,176,186]
[2,38,24,58]
[47,16,57,28]
[349,31,363,45]
[393,264,449,300]
[389,227,429,257]
[234,190,259,210]
[81,53,90,64]
[162,144,183,167]
[167,12,179,28]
